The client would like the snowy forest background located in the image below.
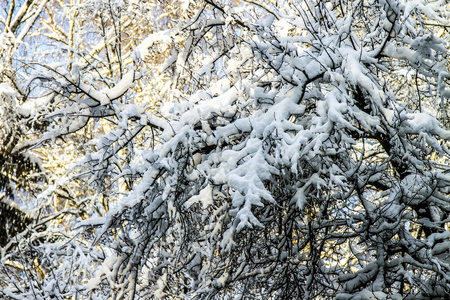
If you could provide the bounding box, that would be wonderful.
[1,0,450,299]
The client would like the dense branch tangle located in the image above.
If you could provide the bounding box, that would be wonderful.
[77,0,450,299]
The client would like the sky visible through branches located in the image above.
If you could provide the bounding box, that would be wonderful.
[1,0,450,299]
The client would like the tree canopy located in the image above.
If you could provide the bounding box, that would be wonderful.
[1,0,450,299]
